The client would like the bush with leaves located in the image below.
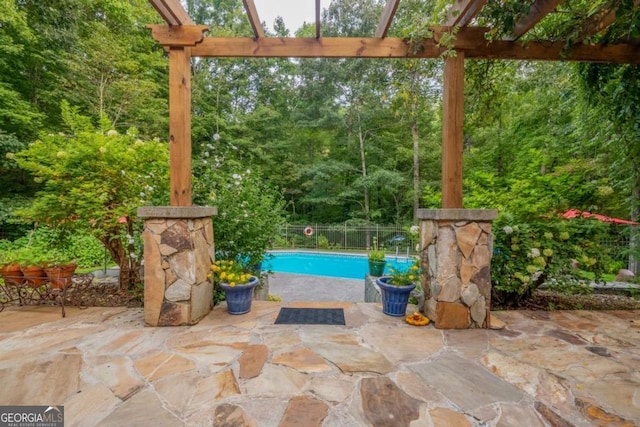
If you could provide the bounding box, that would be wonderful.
[491,215,610,307]
[0,226,105,268]
[193,152,285,273]
[11,102,169,289]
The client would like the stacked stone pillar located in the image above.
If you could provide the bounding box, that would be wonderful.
[417,209,498,329]
[138,206,217,326]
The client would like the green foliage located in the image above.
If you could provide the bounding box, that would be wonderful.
[11,103,169,288]
[387,259,420,287]
[368,237,386,262]
[193,152,286,271]
[210,260,253,287]
[0,225,105,268]
[317,235,330,249]
[491,217,609,307]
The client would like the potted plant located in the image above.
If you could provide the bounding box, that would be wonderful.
[376,260,420,317]
[17,247,49,288]
[211,260,259,315]
[0,248,23,287]
[44,250,77,290]
[368,237,386,276]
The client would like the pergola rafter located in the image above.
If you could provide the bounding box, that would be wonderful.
[149,0,192,26]
[443,0,487,27]
[375,0,401,38]
[505,0,564,41]
[242,0,265,39]
[316,0,322,39]
[577,0,639,41]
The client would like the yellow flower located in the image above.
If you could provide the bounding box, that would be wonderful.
[230,282,236,287]
[220,272,227,280]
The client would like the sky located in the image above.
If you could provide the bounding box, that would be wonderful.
[253,0,318,33]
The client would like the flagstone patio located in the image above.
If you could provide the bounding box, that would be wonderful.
[0,302,638,426]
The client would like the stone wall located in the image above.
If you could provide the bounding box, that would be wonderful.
[138,207,217,326]
[364,275,382,303]
[418,209,498,329]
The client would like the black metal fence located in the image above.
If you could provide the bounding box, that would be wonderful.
[274,223,419,255]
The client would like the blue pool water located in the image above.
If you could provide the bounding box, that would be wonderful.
[266,251,413,279]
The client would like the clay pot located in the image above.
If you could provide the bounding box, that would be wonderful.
[21,265,49,287]
[0,263,24,286]
[44,263,77,290]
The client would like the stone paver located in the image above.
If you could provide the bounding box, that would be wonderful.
[0,303,638,426]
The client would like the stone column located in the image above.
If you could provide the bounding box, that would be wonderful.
[417,209,498,329]
[138,206,217,326]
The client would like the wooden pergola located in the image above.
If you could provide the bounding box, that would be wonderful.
[147,0,640,209]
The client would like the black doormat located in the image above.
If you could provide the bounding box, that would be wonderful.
[274,308,345,325]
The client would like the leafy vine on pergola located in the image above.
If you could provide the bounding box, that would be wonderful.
[146,0,640,210]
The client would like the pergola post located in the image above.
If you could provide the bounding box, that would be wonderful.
[143,23,211,326]
[441,52,465,209]
[169,46,192,206]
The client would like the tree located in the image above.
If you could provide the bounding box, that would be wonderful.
[13,103,169,290]
[577,63,640,274]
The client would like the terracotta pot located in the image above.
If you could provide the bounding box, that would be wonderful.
[0,263,24,286]
[44,263,77,290]
[21,265,48,288]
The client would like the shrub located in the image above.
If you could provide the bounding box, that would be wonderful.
[317,234,329,249]
[491,216,609,307]
[11,103,169,289]
[0,226,106,268]
[193,158,285,271]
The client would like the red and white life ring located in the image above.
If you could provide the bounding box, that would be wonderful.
[303,226,314,237]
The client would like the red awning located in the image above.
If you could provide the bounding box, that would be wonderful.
[561,209,639,225]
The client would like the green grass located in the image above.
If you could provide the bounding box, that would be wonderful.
[77,264,117,274]
[577,270,615,282]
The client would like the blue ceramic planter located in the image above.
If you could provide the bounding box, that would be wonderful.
[219,276,259,315]
[376,276,416,317]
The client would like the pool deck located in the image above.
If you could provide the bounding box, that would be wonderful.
[0,300,639,426]
[269,272,364,302]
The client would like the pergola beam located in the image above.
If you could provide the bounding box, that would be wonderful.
[506,0,563,41]
[149,0,193,26]
[443,0,487,27]
[188,35,640,64]
[242,0,265,39]
[375,0,401,38]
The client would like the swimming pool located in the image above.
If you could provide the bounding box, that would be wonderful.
[266,251,413,280]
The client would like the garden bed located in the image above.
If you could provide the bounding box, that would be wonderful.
[498,290,640,311]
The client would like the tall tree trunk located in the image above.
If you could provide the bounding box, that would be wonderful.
[630,161,640,275]
[358,124,370,222]
[412,120,420,220]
